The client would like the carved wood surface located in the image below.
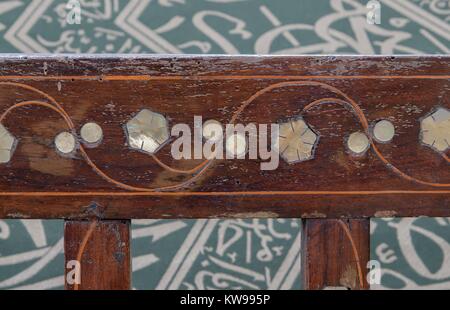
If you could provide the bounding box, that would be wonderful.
[0,55,448,219]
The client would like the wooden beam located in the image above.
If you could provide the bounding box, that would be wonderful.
[64,220,131,290]
[0,55,449,219]
[302,219,370,290]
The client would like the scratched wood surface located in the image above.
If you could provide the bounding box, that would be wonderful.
[0,55,448,219]
[302,219,370,290]
[64,220,131,290]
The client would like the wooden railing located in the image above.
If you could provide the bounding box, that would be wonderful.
[0,55,448,289]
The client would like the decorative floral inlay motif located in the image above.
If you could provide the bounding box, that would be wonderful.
[277,118,318,164]
[0,124,16,164]
[126,109,170,155]
[0,79,447,192]
[420,107,450,152]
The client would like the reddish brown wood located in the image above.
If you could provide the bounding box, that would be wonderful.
[0,55,449,219]
[64,220,131,290]
[302,219,370,290]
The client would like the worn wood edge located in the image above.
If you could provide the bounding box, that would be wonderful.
[1,198,448,219]
[302,219,370,290]
[1,53,448,59]
[64,219,131,290]
[0,54,449,77]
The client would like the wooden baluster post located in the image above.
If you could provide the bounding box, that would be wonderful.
[302,219,370,290]
[64,220,131,290]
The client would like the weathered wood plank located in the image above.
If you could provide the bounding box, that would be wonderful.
[0,55,448,219]
[64,220,131,290]
[302,219,370,290]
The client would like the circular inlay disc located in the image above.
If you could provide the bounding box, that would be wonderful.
[55,132,76,154]
[80,122,103,145]
[226,133,247,157]
[347,132,369,155]
[203,120,223,143]
[373,120,395,143]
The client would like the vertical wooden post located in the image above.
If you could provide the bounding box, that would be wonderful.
[302,219,370,290]
[64,220,131,290]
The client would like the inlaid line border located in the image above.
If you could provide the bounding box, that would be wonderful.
[0,75,449,81]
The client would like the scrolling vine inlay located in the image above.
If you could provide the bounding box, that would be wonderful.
[0,76,448,195]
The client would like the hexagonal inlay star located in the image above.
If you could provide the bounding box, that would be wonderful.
[420,107,450,153]
[0,124,16,164]
[126,109,170,154]
[277,118,318,164]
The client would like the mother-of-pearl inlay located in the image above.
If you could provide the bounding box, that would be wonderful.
[347,132,369,156]
[373,120,395,143]
[55,131,77,155]
[80,122,103,146]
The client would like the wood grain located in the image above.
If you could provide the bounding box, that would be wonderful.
[0,55,448,219]
[64,220,131,290]
[302,219,370,290]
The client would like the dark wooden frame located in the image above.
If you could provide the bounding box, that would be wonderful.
[0,55,448,289]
